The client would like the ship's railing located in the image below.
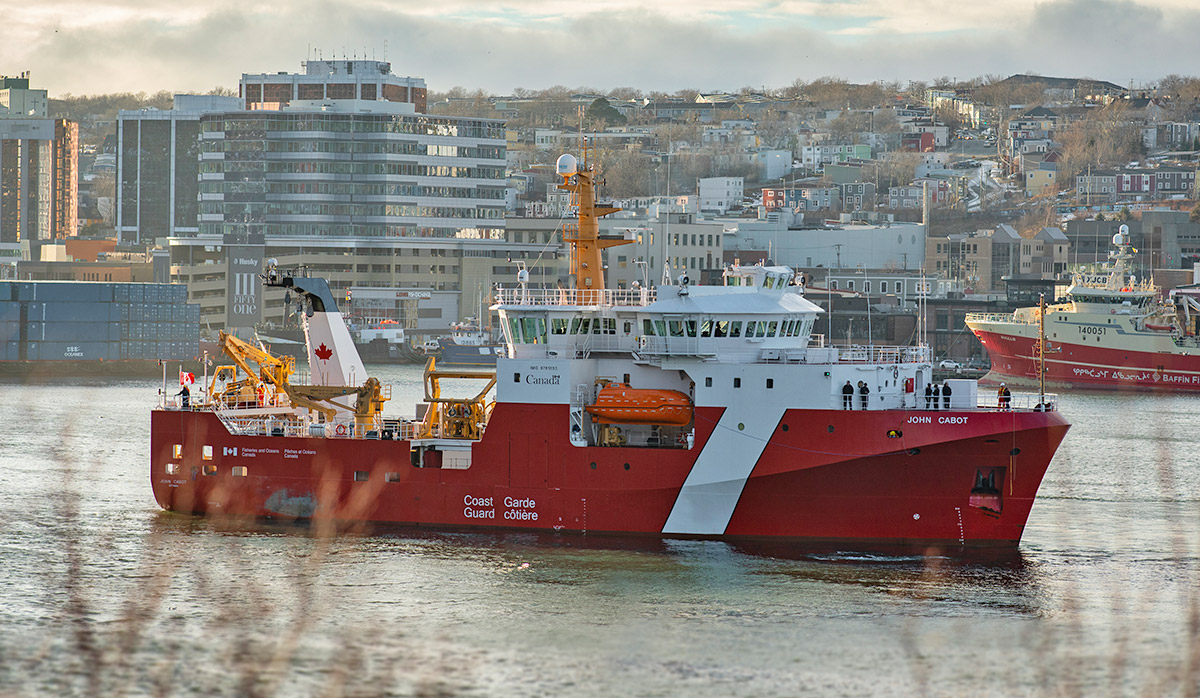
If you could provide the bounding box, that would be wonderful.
[494,286,657,307]
[635,335,719,358]
[965,312,1019,324]
[834,344,931,364]
[976,391,1058,412]
[210,410,424,440]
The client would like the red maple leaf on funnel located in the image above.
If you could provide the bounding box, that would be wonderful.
[314,343,333,362]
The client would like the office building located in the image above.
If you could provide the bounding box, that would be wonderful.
[240,59,427,112]
[116,95,243,244]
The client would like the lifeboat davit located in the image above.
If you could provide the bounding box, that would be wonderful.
[585,383,693,426]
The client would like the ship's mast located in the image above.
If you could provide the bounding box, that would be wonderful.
[556,151,632,298]
[1038,293,1046,402]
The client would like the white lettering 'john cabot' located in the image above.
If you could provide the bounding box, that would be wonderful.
[662,392,788,535]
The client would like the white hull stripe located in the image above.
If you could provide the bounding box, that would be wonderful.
[1005,351,1200,378]
[662,404,786,535]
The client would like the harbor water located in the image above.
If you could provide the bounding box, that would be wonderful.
[0,365,1197,696]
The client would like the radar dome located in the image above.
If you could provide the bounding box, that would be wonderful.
[1113,224,1130,246]
[556,154,578,176]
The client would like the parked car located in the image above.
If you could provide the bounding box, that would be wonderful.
[938,360,962,370]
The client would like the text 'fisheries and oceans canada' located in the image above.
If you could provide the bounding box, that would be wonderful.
[463,495,539,520]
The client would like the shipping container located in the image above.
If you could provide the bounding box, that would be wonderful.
[25,340,118,361]
[31,321,119,343]
[41,301,118,324]
[0,301,19,324]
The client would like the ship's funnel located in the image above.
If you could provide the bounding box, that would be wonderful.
[264,273,366,388]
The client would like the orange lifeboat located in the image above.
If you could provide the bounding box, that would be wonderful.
[585,383,693,426]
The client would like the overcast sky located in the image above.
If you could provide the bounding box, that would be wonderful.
[5,0,1200,97]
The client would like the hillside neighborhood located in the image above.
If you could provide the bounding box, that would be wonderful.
[5,67,1200,363]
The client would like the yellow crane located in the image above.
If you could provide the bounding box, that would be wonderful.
[212,331,388,433]
[418,357,496,440]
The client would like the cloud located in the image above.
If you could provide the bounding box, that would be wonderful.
[3,0,1200,96]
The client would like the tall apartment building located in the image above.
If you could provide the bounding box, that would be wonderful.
[240,59,427,112]
[0,74,77,243]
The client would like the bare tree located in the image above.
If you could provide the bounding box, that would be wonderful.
[1057,101,1143,185]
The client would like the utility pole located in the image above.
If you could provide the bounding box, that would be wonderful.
[834,243,842,270]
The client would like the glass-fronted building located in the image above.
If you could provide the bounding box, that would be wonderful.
[117,95,243,244]
[196,107,506,241]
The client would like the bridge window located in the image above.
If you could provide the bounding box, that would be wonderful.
[745,322,757,338]
[551,318,569,335]
[714,320,728,337]
[728,321,743,338]
[520,317,546,343]
[767,321,779,337]
[700,319,713,337]
[669,320,685,337]
[685,320,697,338]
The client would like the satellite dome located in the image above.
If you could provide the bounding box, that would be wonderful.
[556,153,578,176]
[1113,224,1129,246]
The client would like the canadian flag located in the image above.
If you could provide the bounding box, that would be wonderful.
[179,370,195,386]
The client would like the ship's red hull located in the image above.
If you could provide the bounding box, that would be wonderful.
[151,403,1069,545]
[974,329,1200,391]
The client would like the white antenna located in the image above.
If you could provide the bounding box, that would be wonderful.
[661,261,672,286]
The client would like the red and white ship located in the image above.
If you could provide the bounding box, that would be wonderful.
[967,225,1200,392]
[150,153,1070,545]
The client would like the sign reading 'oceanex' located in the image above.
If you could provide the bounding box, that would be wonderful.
[226,245,264,328]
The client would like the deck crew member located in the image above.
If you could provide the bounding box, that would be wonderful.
[176,384,190,410]
[942,381,952,410]
[998,383,1011,410]
[924,383,933,409]
[858,381,870,410]
[842,381,855,410]
[931,383,940,410]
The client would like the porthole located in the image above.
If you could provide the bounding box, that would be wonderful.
[781,424,789,432]
[827,425,834,433]
[1010,448,1021,456]
[590,461,597,469]
[738,423,745,431]
[623,463,630,471]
